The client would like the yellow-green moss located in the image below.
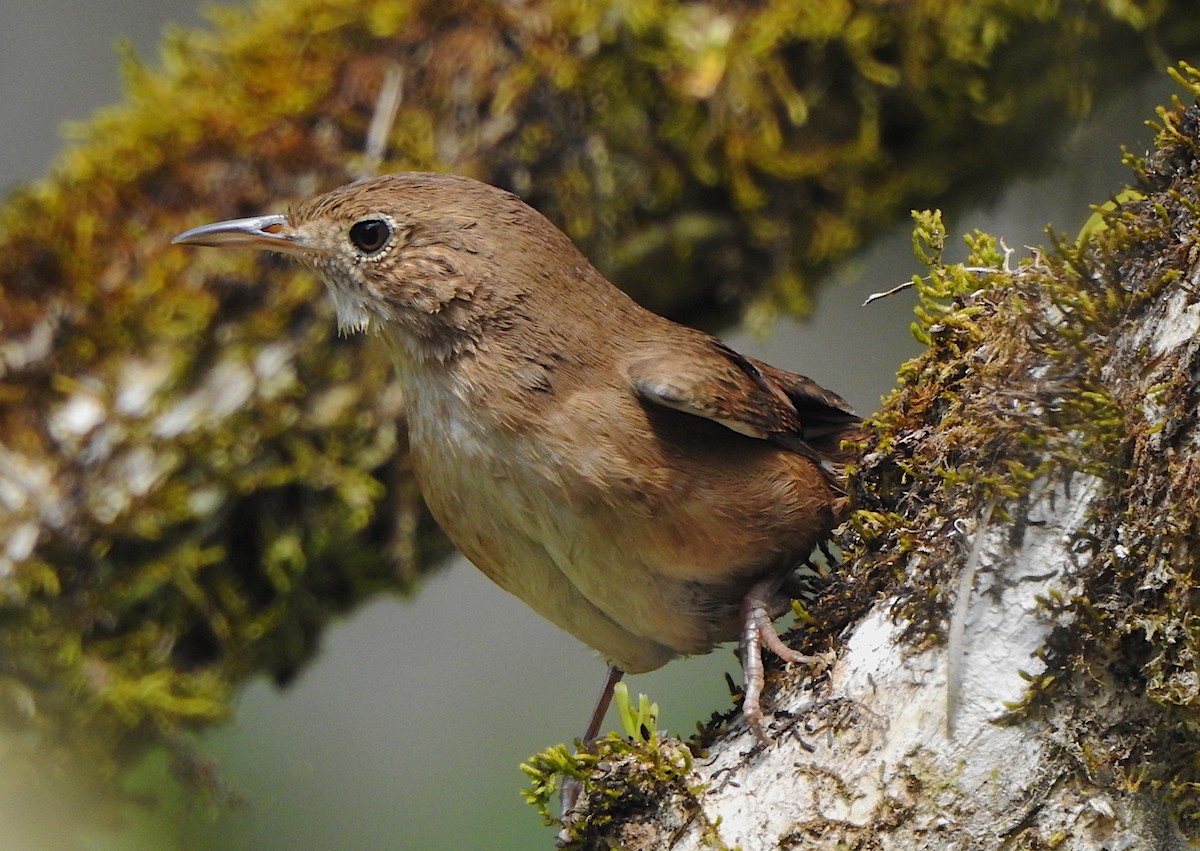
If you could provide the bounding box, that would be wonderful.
[522,730,702,847]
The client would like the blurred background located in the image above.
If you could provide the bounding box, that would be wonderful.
[0,2,1177,849]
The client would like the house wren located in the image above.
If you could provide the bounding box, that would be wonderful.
[173,171,860,758]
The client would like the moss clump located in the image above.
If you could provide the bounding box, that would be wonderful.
[522,730,700,848]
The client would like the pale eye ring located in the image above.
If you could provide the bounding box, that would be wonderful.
[348,218,392,255]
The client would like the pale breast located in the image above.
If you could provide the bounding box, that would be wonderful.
[402,368,680,672]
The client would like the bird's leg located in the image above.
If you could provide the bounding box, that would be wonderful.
[560,665,624,824]
[739,577,825,744]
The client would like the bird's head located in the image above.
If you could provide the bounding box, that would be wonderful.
[174,173,596,359]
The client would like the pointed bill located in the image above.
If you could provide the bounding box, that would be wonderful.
[172,214,305,256]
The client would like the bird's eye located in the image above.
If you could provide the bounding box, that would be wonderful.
[348,218,392,255]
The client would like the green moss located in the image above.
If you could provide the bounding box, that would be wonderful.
[523,730,701,847]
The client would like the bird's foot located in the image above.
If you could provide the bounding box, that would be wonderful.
[740,586,831,744]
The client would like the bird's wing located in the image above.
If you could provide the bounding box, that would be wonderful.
[627,337,860,457]
[741,355,862,448]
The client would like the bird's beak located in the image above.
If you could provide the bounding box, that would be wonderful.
[172,214,306,256]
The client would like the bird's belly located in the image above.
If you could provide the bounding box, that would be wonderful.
[408,408,686,671]
[403,375,832,669]
[409,420,807,669]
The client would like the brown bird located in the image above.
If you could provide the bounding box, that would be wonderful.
[173,171,859,792]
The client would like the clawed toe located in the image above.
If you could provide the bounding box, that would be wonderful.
[739,579,832,743]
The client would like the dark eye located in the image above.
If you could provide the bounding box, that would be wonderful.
[348,218,392,254]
